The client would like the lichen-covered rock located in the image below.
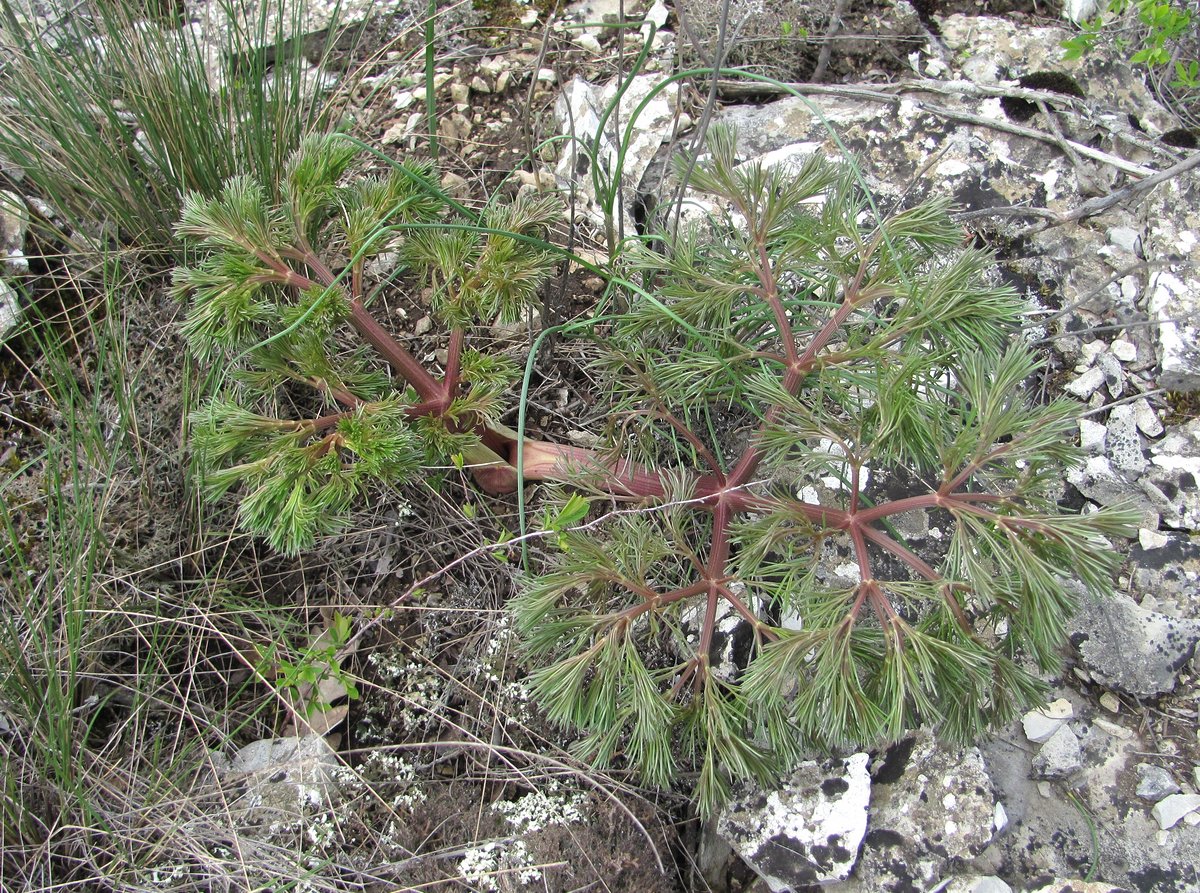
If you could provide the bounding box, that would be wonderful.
[226,734,342,825]
[1032,725,1083,779]
[554,73,679,236]
[0,191,28,275]
[1129,532,1200,618]
[853,733,999,891]
[1136,763,1182,801]
[1068,583,1200,697]
[1026,881,1133,893]
[717,753,870,889]
[0,280,20,341]
[1142,420,1200,531]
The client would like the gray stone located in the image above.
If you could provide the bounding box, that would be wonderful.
[1095,351,1125,398]
[1104,404,1146,473]
[1141,420,1200,530]
[187,0,401,54]
[1151,793,1200,830]
[1137,528,1169,550]
[1131,397,1163,437]
[946,878,1013,893]
[0,280,19,341]
[1022,698,1074,744]
[716,753,870,889]
[1128,531,1200,616]
[1067,456,1160,529]
[1136,763,1181,800]
[0,191,28,275]
[1032,725,1082,778]
[1069,583,1200,697]
[1149,270,1200,392]
[1107,226,1142,255]
[554,74,679,237]
[854,733,998,892]
[1065,366,1106,399]
[227,734,341,823]
[1110,339,1137,363]
[1078,418,1107,454]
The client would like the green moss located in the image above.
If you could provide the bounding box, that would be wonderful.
[1165,390,1200,425]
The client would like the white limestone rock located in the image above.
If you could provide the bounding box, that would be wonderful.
[717,753,870,889]
[554,74,679,236]
[0,280,20,341]
[227,734,342,824]
[1131,398,1164,437]
[1022,699,1074,744]
[1143,420,1200,529]
[946,878,1013,893]
[0,191,28,276]
[1149,270,1200,392]
[1151,793,1200,830]
[1065,366,1106,399]
[1110,339,1137,363]
[1032,725,1083,778]
[1068,582,1200,697]
[1078,418,1107,454]
[1136,763,1181,801]
[854,733,999,892]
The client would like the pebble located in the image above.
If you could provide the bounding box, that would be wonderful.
[414,315,432,336]
[572,32,602,53]
[1065,366,1105,398]
[1099,691,1121,712]
[1107,226,1142,255]
[470,76,491,94]
[1132,397,1163,437]
[1023,698,1074,743]
[1092,718,1133,739]
[1138,528,1169,550]
[1078,418,1106,454]
[440,171,469,199]
[1110,339,1137,362]
[449,82,470,104]
[1151,793,1200,829]
[1032,725,1082,778]
[1136,763,1181,801]
[1080,340,1106,365]
[536,68,558,83]
[1095,351,1124,397]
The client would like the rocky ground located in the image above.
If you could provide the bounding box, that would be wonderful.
[2,0,1200,890]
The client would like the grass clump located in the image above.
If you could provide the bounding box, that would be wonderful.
[0,0,354,251]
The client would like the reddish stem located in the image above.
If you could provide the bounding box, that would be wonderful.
[348,299,442,404]
[442,328,465,405]
[859,525,940,582]
[308,409,354,433]
[716,582,780,643]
